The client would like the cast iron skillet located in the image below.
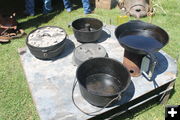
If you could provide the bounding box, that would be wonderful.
[115,20,169,54]
[115,20,169,78]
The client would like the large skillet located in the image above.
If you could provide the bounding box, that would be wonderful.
[115,20,169,78]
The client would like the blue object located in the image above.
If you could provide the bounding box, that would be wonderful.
[63,0,91,14]
[43,0,53,14]
[63,0,72,12]
[81,0,91,14]
[25,0,35,16]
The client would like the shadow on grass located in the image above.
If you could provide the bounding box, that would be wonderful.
[19,10,62,29]
[0,0,94,30]
[0,41,11,45]
[169,87,176,99]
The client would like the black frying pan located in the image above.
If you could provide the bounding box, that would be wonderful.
[115,20,169,54]
[115,20,169,79]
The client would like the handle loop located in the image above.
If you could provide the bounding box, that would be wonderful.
[142,52,157,80]
[72,77,121,116]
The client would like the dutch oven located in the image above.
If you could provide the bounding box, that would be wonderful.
[71,17,103,43]
[26,26,67,60]
[115,20,169,78]
[73,57,131,108]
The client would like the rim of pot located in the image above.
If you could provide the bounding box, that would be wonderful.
[26,26,67,49]
[72,17,103,33]
[76,57,131,97]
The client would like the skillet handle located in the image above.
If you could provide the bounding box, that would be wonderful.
[142,52,157,80]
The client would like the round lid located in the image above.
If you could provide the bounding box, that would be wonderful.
[73,43,108,65]
[27,26,66,48]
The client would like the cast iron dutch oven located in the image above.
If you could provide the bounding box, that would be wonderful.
[115,20,169,78]
[26,26,67,60]
[71,17,103,43]
[74,57,131,107]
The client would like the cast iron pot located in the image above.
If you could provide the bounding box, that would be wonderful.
[115,20,169,78]
[71,17,103,43]
[26,26,67,60]
[75,57,131,107]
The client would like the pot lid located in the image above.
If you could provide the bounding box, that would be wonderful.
[28,26,66,48]
[73,43,108,66]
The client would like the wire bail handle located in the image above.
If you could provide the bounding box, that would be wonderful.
[72,77,121,116]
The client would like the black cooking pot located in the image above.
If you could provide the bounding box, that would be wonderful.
[26,26,67,60]
[71,17,103,43]
[115,20,169,78]
[76,57,131,107]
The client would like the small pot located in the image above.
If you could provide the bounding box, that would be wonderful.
[71,17,103,43]
[26,26,67,60]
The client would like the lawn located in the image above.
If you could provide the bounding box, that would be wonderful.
[0,0,179,120]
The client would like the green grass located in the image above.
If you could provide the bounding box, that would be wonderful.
[0,0,180,120]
